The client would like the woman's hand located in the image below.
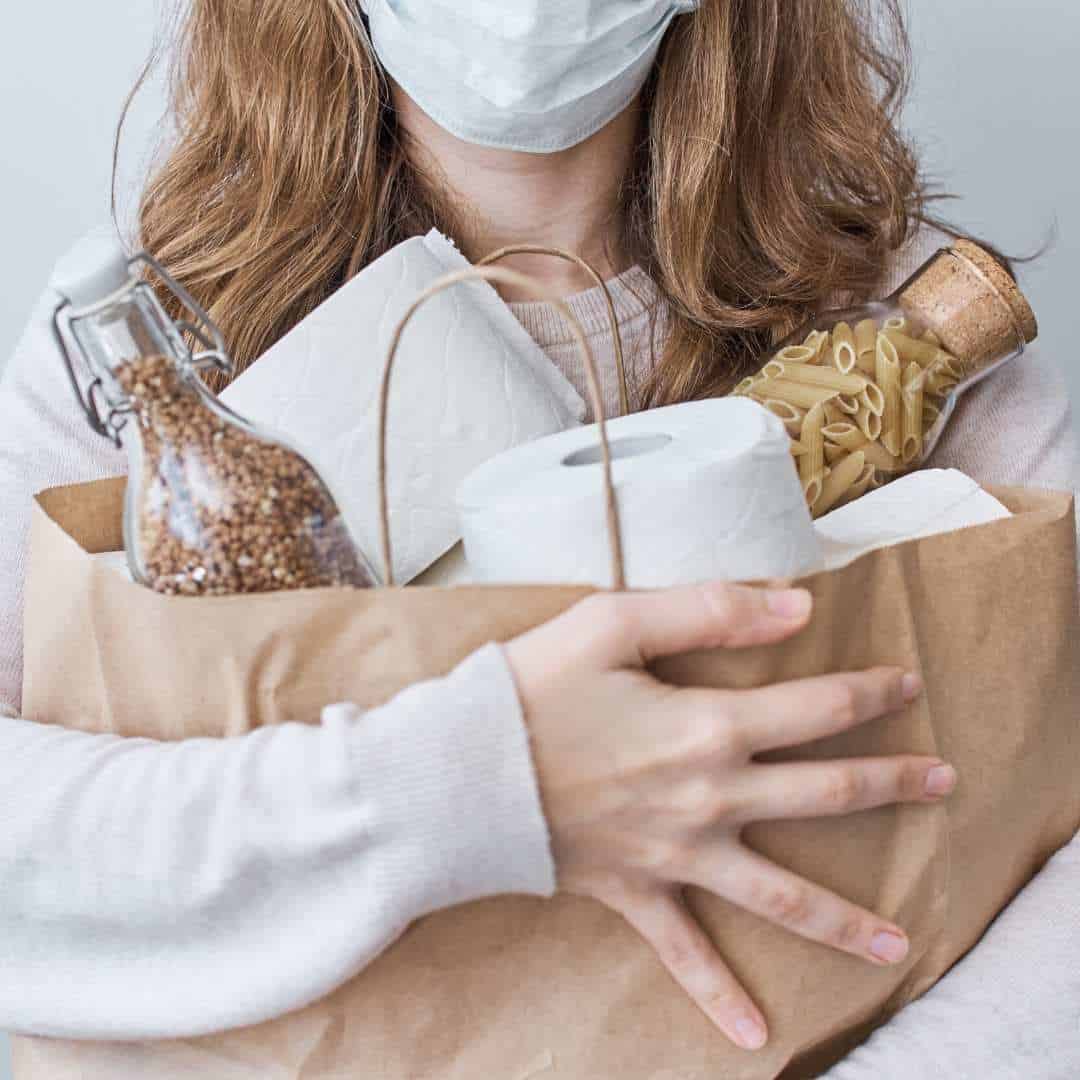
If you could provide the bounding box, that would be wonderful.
[505,583,955,1053]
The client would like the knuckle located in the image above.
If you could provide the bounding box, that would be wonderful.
[679,778,717,823]
[641,838,689,879]
[705,987,746,1020]
[828,683,860,727]
[699,587,751,643]
[707,703,747,761]
[662,933,704,979]
[828,915,865,951]
[758,880,814,928]
[822,767,865,812]
[579,594,631,646]
[678,694,744,762]
[701,583,741,634]
[585,871,633,905]
[684,782,737,827]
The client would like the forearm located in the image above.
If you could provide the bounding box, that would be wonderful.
[0,643,554,1040]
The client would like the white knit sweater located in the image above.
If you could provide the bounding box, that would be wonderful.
[0,226,1076,1071]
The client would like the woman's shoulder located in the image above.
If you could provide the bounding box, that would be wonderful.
[2,225,127,474]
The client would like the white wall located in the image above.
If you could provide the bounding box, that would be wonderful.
[0,1,166,360]
[0,3,1077,1076]
[903,1,1079,414]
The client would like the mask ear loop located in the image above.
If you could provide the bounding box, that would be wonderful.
[477,246,631,418]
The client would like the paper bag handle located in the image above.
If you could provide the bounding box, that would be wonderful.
[377,264,628,590]
[477,245,631,418]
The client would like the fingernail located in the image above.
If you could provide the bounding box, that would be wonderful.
[925,763,957,798]
[902,672,923,702]
[869,930,909,965]
[766,588,812,620]
[734,1016,768,1050]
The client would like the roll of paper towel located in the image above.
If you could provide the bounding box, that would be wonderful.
[458,398,824,587]
[221,229,586,585]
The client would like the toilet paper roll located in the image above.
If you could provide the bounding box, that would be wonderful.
[816,468,1011,571]
[458,398,824,588]
[221,229,586,585]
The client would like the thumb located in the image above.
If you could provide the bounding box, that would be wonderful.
[602,582,813,666]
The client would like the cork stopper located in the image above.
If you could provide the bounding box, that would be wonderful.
[899,239,1038,375]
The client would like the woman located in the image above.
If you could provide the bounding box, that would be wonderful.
[0,0,1075,1072]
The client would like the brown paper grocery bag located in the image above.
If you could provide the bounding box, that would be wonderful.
[14,476,1080,1080]
[14,266,1080,1078]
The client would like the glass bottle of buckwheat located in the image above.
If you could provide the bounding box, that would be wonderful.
[52,234,376,595]
[735,239,1039,517]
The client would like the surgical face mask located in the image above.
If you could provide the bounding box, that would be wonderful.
[359,1,700,154]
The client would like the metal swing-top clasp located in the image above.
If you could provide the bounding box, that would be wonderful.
[51,233,233,448]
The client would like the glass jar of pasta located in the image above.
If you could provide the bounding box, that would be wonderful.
[733,239,1038,517]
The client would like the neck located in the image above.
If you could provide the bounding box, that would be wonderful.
[393,84,639,300]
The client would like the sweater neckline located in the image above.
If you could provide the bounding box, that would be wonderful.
[507,265,658,347]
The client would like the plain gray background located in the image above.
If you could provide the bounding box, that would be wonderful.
[0,3,1076,1073]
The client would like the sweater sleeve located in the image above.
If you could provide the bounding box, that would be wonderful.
[0,645,555,1041]
[0,234,556,1040]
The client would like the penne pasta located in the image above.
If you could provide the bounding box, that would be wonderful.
[775,344,817,365]
[859,381,885,417]
[926,369,958,396]
[883,329,950,370]
[875,333,903,456]
[758,378,840,411]
[799,402,826,508]
[854,318,878,368]
[802,330,829,364]
[776,363,868,395]
[814,450,867,517]
[733,302,978,513]
[855,401,882,441]
[934,354,962,380]
[761,398,805,437]
[842,462,877,506]
[858,439,903,472]
[823,401,846,427]
[831,322,858,374]
[821,422,867,452]
[901,361,925,465]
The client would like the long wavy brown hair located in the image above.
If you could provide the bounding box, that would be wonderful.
[126,0,925,405]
